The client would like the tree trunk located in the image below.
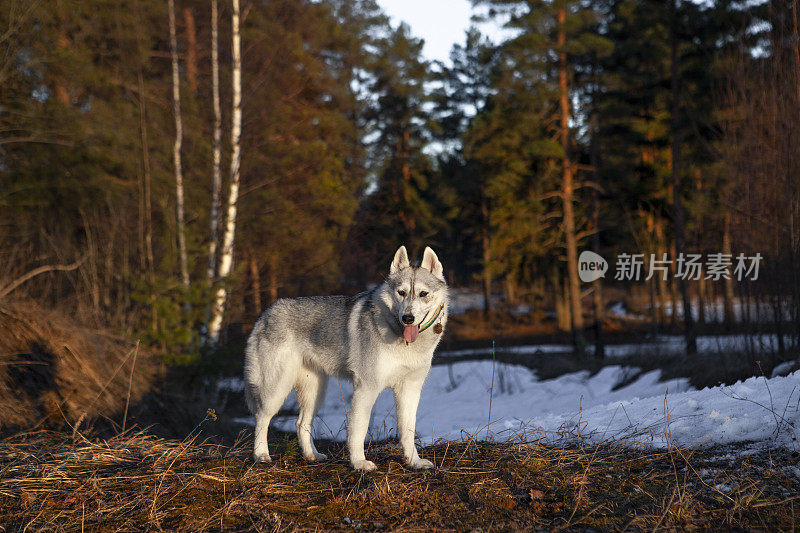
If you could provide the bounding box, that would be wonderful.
[250,253,262,316]
[207,0,223,286]
[560,276,572,332]
[505,277,516,305]
[657,270,669,328]
[792,3,800,351]
[649,272,658,338]
[792,0,800,113]
[207,0,243,345]
[552,267,570,332]
[697,271,707,326]
[669,242,679,325]
[480,186,492,315]
[557,6,584,352]
[396,127,416,251]
[655,221,667,327]
[722,211,736,329]
[137,69,154,279]
[54,23,70,105]
[590,58,604,358]
[134,4,157,332]
[169,0,190,291]
[670,0,696,355]
[267,252,278,305]
[183,6,198,94]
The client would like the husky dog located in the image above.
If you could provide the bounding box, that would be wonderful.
[244,245,448,471]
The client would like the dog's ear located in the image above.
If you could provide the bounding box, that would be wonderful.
[421,246,444,280]
[390,245,410,274]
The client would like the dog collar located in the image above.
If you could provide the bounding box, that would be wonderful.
[418,304,444,334]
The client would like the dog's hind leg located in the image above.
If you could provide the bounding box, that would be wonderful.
[252,409,273,463]
[250,350,299,463]
[295,365,329,461]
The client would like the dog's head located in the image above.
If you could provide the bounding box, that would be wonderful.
[384,245,448,343]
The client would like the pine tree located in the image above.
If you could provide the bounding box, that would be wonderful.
[356,23,437,259]
[476,0,611,349]
[436,28,499,311]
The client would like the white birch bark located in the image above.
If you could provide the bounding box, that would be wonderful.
[207,0,222,285]
[207,0,242,344]
[169,0,190,290]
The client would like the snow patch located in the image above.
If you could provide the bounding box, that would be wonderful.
[225,361,800,452]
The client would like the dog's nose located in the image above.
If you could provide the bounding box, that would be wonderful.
[402,314,415,325]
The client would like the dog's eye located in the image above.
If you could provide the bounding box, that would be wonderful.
[397,289,406,297]
[419,291,428,297]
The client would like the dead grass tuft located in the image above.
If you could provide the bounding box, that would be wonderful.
[0,300,156,429]
[0,431,797,531]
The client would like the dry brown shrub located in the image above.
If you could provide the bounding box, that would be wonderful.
[0,300,156,429]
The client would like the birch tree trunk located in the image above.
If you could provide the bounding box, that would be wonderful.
[207,0,222,285]
[207,0,242,344]
[169,0,190,290]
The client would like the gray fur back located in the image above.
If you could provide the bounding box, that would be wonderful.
[244,292,371,413]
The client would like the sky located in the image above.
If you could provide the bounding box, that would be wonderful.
[376,0,506,65]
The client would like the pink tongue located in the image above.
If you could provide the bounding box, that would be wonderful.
[403,324,419,343]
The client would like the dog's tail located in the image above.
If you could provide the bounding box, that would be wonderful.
[243,314,269,415]
[244,381,261,414]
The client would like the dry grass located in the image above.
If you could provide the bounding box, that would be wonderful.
[0,429,798,531]
[0,300,156,429]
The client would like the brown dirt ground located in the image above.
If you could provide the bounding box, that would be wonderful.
[0,429,798,531]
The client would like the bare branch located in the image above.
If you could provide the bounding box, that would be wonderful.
[0,258,85,299]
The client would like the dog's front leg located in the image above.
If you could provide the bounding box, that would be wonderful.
[393,378,433,469]
[347,383,380,471]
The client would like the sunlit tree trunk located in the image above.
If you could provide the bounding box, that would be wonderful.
[183,6,198,94]
[169,0,190,291]
[208,0,243,344]
[557,5,584,352]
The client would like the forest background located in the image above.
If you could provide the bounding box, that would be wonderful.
[2,0,799,359]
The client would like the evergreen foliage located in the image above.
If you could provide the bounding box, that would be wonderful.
[1,0,796,357]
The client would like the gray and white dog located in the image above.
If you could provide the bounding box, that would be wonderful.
[244,245,448,471]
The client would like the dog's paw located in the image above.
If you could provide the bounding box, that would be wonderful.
[304,451,328,462]
[351,459,377,472]
[407,457,434,470]
[254,452,272,463]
